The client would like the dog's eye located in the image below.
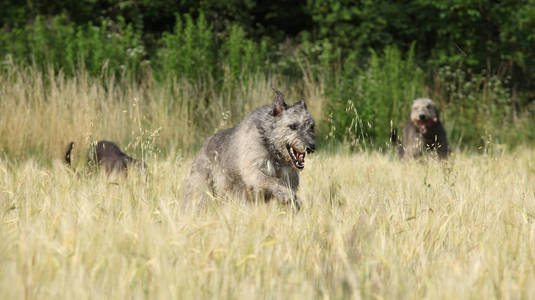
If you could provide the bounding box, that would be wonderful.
[427,104,431,109]
[289,123,298,130]
[310,124,315,131]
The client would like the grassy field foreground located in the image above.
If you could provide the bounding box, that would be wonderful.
[1,150,534,299]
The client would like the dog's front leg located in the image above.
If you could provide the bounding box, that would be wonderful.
[245,170,299,208]
[271,184,300,210]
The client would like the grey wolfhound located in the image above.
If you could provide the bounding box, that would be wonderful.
[182,89,316,210]
[391,98,449,159]
[65,140,146,174]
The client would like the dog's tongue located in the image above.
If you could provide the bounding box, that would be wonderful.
[420,118,438,130]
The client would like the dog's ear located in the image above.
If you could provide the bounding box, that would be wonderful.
[272,88,287,116]
[294,98,307,110]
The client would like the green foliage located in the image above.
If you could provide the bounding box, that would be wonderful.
[305,0,397,60]
[325,45,424,149]
[1,1,534,150]
[0,15,146,78]
[223,25,269,82]
[157,13,216,81]
[0,12,270,84]
[433,67,531,149]
[304,0,535,89]
[156,13,270,83]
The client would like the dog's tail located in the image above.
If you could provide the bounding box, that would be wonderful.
[65,141,76,170]
[390,128,404,158]
[390,128,399,146]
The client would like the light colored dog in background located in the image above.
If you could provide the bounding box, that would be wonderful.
[391,98,449,159]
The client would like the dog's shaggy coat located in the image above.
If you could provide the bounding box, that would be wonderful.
[64,141,146,174]
[183,89,316,209]
[392,98,449,159]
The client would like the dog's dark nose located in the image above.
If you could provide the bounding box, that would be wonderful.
[306,143,316,153]
[419,114,426,120]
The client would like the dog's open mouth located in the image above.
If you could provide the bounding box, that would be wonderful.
[415,117,438,133]
[286,145,306,170]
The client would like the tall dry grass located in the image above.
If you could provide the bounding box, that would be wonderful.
[0,67,325,163]
[0,150,534,298]
[1,67,535,299]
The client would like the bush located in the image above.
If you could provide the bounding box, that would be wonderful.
[325,45,424,149]
[0,15,146,78]
[157,13,270,83]
[222,24,269,83]
[157,13,216,81]
[432,66,533,150]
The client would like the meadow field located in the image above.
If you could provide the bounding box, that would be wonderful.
[2,2,535,298]
[1,68,535,299]
[1,147,535,299]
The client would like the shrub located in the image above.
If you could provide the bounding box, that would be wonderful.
[0,15,146,78]
[325,45,424,149]
[432,66,533,150]
[157,13,216,81]
[222,24,269,83]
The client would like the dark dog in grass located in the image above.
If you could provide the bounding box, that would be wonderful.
[65,141,146,174]
[391,98,449,159]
